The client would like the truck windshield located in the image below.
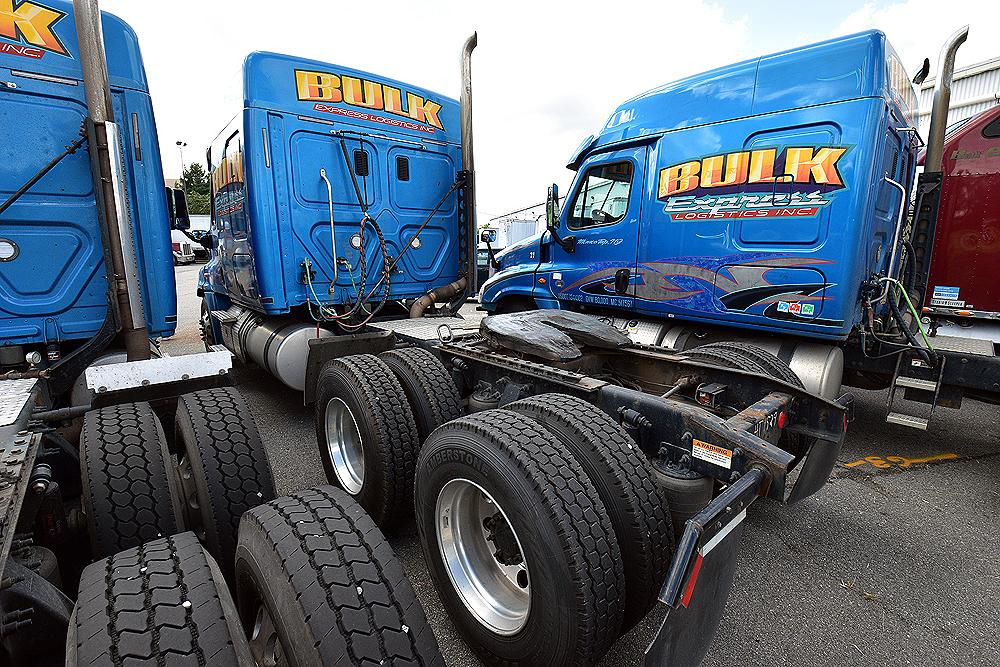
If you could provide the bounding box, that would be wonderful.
[569,161,633,229]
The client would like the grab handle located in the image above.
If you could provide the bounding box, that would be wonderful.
[320,168,338,287]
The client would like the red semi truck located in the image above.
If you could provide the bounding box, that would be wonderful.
[921,104,1000,339]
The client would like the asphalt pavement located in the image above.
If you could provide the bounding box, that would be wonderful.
[167,264,1000,667]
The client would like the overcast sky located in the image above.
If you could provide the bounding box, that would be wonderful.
[100,0,1000,221]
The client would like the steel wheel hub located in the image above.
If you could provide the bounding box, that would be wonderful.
[249,603,287,667]
[436,478,530,635]
[177,455,204,541]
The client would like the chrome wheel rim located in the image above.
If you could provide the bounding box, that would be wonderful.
[324,398,364,495]
[249,603,287,667]
[436,478,530,635]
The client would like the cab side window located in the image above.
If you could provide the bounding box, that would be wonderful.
[983,115,1000,139]
[220,131,249,237]
[569,161,634,230]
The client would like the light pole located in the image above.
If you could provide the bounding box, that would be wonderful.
[176,140,188,186]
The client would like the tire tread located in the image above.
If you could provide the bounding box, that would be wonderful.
[380,347,463,441]
[70,531,246,666]
[237,486,443,666]
[175,387,276,578]
[80,402,180,558]
[508,393,674,629]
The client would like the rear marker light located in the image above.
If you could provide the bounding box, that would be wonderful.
[680,554,704,608]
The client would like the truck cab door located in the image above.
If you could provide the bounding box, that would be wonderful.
[543,146,646,309]
[212,125,261,306]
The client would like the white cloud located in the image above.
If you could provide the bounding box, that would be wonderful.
[836,0,1000,73]
[99,0,749,219]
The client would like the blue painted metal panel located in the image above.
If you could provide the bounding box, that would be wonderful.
[484,31,919,342]
[0,0,176,347]
[202,52,463,314]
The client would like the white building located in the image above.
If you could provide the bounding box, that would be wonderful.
[917,57,1000,136]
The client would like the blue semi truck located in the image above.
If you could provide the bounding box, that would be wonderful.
[0,2,445,665]
[192,26,879,667]
[481,28,1000,433]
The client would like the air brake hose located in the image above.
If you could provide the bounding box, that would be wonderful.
[889,292,933,366]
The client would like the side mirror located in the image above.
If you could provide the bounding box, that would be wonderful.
[546,184,560,230]
[545,184,576,254]
[166,187,191,230]
[913,58,931,85]
[172,188,191,231]
[480,228,498,245]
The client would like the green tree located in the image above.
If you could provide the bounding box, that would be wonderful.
[180,163,211,214]
[186,191,210,216]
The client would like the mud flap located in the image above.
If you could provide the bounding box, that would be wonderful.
[645,468,766,666]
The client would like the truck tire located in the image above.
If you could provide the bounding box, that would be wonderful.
[692,341,804,388]
[174,387,276,582]
[415,410,625,666]
[380,347,463,442]
[683,343,772,377]
[314,354,420,530]
[687,341,804,451]
[67,532,252,667]
[80,402,183,559]
[508,393,674,631]
[234,486,444,667]
[200,298,217,352]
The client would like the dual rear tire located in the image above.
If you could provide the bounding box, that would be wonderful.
[416,399,673,666]
[416,409,630,665]
[79,388,277,575]
[69,489,444,666]
[312,348,675,665]
[313,349,461,530]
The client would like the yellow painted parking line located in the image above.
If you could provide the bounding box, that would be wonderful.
[842,452,959,471]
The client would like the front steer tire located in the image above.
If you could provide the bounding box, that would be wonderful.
[67,531,252,666]
[416,410,625,666]
[314,354,420,530]
[234,486,443,667]
[508,393,674,631]
[80,402,183,559]
[687,341,806,453]
[174,387,276,583]
[691,341,804,388]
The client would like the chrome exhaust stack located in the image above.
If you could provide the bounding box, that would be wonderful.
[73,0,150,360]
[460,32,478,297]
[924,25,969,173]
[908,26,969,312]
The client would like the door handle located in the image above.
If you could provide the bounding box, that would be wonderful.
[615,269,630,294]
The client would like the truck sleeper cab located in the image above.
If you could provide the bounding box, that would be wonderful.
[483,30,919,347]
[0,0,177,361]
[484,28,1000,432]
[200,52,472,386]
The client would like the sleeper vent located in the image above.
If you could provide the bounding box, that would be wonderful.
[396,156,410,182]
[353,149,369,177]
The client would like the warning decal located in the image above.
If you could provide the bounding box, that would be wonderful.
[692,439,733,469]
